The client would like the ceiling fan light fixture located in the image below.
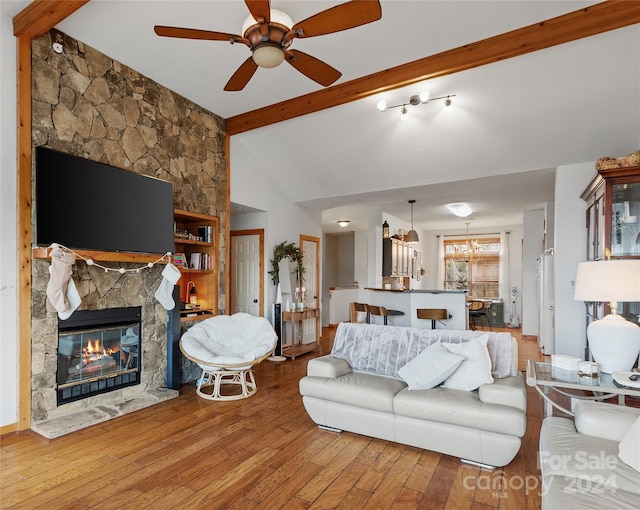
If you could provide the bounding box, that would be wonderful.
[252,45,285,68]
[241,9,293,35]
[447,202,473,218]
[337,220,351,227]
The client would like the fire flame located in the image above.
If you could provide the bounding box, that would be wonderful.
[81,338,115,365]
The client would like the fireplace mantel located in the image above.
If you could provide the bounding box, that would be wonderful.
[32,247,169,264]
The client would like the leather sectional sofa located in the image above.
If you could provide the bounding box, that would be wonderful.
[539,400,640,509]
[299,322,527,467]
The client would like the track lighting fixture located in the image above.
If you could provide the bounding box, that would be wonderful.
[377,93,456,119]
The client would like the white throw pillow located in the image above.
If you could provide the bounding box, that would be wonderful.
[618,416,640,472]
[441,334,494,391]
[398,341,465,390]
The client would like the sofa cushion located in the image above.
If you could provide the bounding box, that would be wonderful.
[330,322,513,379]
[441,335,494,391]
[299,373,406,413]
[398,341,464,390]
[539,417,640,497]
[393,386,526,436]
[574,400,640,442]
[619,416,640,473]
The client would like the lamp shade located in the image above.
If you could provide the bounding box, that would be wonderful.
[574,260,640,303]
[406,230,419,243]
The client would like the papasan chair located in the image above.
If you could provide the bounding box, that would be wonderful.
[180,313,277,401]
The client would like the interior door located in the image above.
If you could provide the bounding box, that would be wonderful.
[230,230,264,316]
[300,235,320,344]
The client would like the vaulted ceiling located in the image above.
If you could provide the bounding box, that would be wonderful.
[12,0,640,232]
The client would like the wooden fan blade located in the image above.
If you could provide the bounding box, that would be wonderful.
[285,50,341,87]
[224,57,258,91]
[154,25,245,44]
[291,0,381,38]
[245,0,270,23]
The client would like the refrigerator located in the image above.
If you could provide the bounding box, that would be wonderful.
[537,251,555,354]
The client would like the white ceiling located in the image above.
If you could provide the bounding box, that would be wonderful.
[9,1,640,233]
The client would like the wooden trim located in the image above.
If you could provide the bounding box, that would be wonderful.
[230,229,265,317]
[225,133,231,315]
[226,1,640,135]
[32,247,171,264]
[0,423,18,436]
[13,0,89,38]
[300,234,321,310]
[14,0,92,432]
[16,35,32,431]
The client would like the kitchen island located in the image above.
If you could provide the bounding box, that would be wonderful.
[362,288,468,330]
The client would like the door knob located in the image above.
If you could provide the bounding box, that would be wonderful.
[253,299,258,303]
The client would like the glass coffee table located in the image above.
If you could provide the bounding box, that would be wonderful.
[526,360,640,417]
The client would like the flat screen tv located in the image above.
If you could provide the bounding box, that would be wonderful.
[36,147,174,254]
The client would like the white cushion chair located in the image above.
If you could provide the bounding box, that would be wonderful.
[180,313,277,401]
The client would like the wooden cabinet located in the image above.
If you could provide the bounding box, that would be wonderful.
[174,209,219,322]
[582,166,640,260]
[581,166,640,325]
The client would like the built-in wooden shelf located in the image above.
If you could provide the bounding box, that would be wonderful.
[32,247,168,264]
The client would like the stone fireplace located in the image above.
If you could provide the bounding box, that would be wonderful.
[31,259,178,439]
[28,29,227,438]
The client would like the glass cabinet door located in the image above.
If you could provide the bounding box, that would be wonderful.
[610,181,640,257]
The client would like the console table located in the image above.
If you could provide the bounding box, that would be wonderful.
[282,307,320,359]
[526,360,640,417]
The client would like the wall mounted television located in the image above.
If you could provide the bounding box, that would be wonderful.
[36,146,174,254]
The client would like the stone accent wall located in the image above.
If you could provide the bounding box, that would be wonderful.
[30,30,227,424]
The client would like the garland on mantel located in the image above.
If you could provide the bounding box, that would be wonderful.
[46,243,172,273]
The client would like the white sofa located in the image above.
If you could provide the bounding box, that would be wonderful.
[539,400,640,510]
[299,322,527,467]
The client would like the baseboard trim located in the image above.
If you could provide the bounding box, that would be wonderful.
[0,422,18,436]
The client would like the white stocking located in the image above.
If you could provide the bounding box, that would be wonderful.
[155,263,181,310]
[46,245,76,313]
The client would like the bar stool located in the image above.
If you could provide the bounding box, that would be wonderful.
[368,305,389,325]
[350,302,370,323]
[416,308,449,329]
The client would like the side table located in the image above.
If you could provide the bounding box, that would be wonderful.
[526,360,640,417]
[282,307,320,359]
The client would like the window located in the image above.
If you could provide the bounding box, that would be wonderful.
[443,237,500,298]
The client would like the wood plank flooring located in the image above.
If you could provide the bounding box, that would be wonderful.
[2,327,547,509]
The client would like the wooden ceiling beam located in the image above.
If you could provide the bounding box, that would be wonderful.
[226,0,640,135]
[13,0,89,38]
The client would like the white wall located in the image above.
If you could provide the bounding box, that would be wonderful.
[1,4,19,428]
[553,162,595,358]
[522,210,545,335]
[230,139,322,323]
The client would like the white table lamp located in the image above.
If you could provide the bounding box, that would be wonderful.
[574,260,640,373]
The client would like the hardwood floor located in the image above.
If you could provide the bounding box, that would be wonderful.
[1,327,547,509]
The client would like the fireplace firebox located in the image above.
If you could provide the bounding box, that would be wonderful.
[57,307,142,405]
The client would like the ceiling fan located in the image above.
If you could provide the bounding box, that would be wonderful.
[154,0,382,91]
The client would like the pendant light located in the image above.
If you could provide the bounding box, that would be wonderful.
[406,200,419,244]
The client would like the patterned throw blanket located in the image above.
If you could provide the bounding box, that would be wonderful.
[330,322,515,379]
